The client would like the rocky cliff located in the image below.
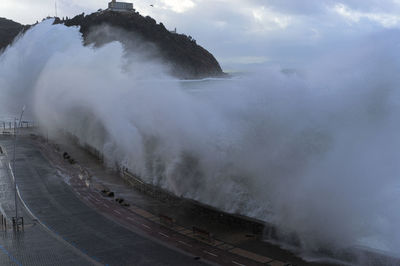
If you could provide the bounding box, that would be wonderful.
[0,18,23,51]
[0,11,224,79]
[59,11,224,79]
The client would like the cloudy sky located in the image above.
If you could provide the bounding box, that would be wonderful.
[1,0,400,70]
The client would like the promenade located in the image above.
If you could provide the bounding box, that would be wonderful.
[0,137,95,265]
[0,135,206,265]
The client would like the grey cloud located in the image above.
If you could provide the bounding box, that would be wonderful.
[254,0,400,14]
[2,0,400,69]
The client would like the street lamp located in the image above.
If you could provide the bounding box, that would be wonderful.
[13,105,25,230]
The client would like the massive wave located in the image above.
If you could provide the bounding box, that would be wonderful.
[1,20,400,261]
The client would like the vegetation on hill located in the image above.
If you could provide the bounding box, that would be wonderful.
[0,18,23,51]
[0,11,224,79]
[58,11,224,79]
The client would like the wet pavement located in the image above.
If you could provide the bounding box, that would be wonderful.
[38,135,308,266]
[0,138,95,266]
[0,135,207,266]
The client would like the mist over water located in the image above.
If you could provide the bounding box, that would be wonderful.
[2,20,400,261]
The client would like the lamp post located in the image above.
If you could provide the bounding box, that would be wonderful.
[13,106,25,227]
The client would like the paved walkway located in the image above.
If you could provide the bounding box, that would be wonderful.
[0,136,207,266]
[31,138,270,265]
[0,139,95,265]
[45,136,296,266]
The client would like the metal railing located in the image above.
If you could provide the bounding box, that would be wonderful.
[0,120,36,135]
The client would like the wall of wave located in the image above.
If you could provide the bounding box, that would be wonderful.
[1,20,400,260]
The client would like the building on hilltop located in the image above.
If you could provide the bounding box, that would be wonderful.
[108,0,134,12]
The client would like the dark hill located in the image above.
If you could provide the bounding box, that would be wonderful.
[58,11,224,79]
[0,18,23,51]
[0,11,224,79]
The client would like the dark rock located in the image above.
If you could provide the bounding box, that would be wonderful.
[101,190,114,197]
[0,18,23,52]
[115,198,124,203]
[1,10,224,79]
[63,152,69,159]
[58,11,224,79]
[0,18,31,52]
[115,198,129,206]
